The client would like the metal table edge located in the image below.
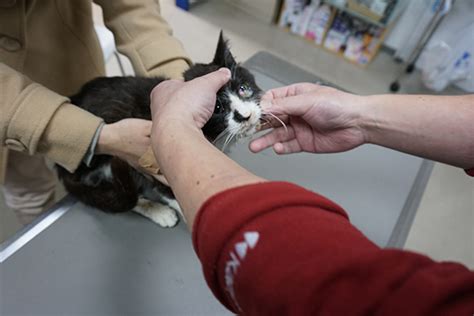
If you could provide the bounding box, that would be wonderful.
[0,195,76,263]
[387,160,434,248]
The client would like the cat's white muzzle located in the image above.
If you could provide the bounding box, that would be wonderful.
[227,93,261,137]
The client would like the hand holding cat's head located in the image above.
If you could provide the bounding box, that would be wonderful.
[183,32,263,147]
[150,68,231,132]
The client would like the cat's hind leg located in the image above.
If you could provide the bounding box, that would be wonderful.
[133,198,179,228]
[161,197,186,224]
[138,178,185,224]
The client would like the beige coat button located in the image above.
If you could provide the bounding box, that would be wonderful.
[0,0,16,8]
[0,35,21,51]
[4,139,27,152]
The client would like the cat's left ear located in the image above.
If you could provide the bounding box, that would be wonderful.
[212,31,236,69]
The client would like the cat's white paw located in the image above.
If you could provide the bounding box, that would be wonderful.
[133,199,179,228]
[162,197,186,223]
[148,206,179,228]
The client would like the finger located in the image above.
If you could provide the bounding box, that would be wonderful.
[192,68,231,93]
[249,126,295,153]
[261,83,320,101]
[274,139,302,155]
[265,94,316,117]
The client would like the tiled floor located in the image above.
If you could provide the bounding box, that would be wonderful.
[2,0,473,269]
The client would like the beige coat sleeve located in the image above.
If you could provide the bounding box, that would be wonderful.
[0,63,103,172]
[95,0,192,79]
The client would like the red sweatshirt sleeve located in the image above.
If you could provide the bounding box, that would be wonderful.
[192,182,474,315]
[466,168,474,176]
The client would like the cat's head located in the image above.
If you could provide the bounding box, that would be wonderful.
[183,32,262,147]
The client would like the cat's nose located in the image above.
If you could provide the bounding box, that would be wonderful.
[233,110,251,122]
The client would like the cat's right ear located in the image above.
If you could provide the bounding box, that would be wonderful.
[212,31,236,69]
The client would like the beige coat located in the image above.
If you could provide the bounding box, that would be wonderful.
[0,0,191,183]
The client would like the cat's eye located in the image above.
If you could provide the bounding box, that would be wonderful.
[238,84,253,98]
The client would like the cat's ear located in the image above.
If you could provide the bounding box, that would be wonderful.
[212,31,236,68]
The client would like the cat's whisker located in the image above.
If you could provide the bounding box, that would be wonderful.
[221,124,242,152]
[262,112,288,134]
[229,133,238,147]
[222,132,234,152]
[215,124,240,147]
[211,128,233,153]
[255,116,271,131]
[213,129,230,145]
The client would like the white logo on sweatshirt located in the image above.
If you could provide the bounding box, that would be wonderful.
[224,231,260,311]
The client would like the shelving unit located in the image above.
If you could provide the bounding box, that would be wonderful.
[275,0,408,67]
[325,0,404,27]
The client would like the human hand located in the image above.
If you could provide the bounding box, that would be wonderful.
[96,118,152,170]
[250,83,367,154]
[149,68,231,132]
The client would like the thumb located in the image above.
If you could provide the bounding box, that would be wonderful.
[193,67,231,92]
[263,93,315,117]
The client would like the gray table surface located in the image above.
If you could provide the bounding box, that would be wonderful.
[0,52,433,316]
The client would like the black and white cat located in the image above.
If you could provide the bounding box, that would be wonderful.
[56,33,263,227]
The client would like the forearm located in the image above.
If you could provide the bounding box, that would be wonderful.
[153,122,265,229]
[361,94,474,168]
[97,0,191,79]
[39,104,103,171]
[1,63,102,172]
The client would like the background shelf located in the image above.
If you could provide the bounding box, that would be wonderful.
[275,0,408,66]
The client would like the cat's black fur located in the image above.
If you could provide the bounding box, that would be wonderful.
[56,33,262,221]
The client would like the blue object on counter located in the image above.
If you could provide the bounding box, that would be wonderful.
[176,0,189,11]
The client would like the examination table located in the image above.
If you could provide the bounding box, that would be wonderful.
[0,52,433,315]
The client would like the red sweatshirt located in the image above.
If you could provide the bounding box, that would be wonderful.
[192,182,474,315]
